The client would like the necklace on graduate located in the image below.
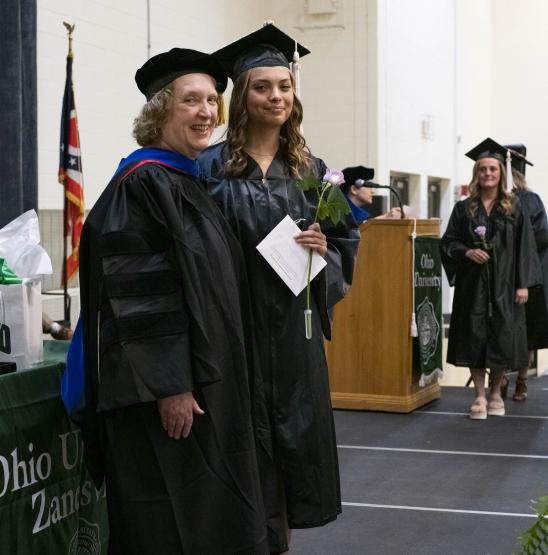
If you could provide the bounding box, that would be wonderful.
[246,149,277,157]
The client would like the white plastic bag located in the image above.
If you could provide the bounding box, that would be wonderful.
[0,211,52,370]
[0,210,52,278]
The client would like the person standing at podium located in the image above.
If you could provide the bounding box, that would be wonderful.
[341,165,401,224]
[440,138,540,420]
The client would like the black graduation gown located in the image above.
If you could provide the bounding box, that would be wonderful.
[440,198,540,370]
[199,143,359,552]
[78,161,268,554]
[517,190,548,349]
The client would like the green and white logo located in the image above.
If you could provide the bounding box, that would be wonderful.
[68,518,101,555]
[416,296,440,365]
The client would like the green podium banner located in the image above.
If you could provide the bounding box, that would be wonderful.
[0,345,108,554]
[413,236,443,386]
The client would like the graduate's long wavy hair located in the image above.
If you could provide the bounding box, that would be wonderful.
[224,69,311,177]
[133,83,225,146]
[512,168,529,192]
[467,159,513,216]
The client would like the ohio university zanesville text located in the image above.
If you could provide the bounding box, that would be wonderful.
[0,429,105,534]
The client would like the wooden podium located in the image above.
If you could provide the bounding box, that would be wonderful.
[326,219,441,412]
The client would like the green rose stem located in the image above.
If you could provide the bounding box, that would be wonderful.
[305,182,331,340]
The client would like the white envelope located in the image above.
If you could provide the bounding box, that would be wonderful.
[256,215,327,296]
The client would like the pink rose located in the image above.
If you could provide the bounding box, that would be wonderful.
[323,169,345,187]
[474,225,486,237]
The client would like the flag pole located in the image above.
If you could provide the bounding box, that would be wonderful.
[61,21,75,326]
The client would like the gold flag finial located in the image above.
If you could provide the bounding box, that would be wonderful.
[63,21,75,57]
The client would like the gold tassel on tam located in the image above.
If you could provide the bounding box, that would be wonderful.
[216,94,226,126]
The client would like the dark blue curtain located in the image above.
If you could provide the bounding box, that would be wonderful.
[0,0,37,228]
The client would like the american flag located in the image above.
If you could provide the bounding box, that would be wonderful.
[58,52,84,283]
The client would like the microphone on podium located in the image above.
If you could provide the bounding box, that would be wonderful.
[358,181,405,219]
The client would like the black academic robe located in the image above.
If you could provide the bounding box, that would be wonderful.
[517,189,548,349]
[440,198,540,370]
[199,143,360,552]
[78,161,268,554]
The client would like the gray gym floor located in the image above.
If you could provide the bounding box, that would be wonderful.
[291,376,548,554]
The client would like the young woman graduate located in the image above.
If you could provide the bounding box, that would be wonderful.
[502,144,548,401]
[77,49,269,553]
[199,24,360,554]
[440,138,540,420]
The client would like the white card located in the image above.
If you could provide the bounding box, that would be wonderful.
[256,215,327,296]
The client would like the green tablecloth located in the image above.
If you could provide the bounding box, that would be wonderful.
[0,341,70,410]
[0,341,108,554]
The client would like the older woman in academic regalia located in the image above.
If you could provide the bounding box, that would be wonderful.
[77,49,268,554]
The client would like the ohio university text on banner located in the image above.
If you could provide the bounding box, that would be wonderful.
[413,236,443,386]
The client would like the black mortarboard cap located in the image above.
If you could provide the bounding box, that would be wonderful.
[503,143,534,175]
[342,166,375,194]
[213,23,310,80]
[466,137,524,191]
[135,48,228,100]
[464,137,511,163]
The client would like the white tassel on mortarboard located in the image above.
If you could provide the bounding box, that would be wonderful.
[292,39,302,133]
[506,150,513,192]
[410,219,418,337]
[292,39,301,98]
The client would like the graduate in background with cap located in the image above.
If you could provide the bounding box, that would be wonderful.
[500,144,548,401]
[199,23,359,553]
[77,49,269,553]
[341,165,401,224]
[440,138,540,420]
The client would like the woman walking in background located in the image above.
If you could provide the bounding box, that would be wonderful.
[502,144,548,401]
[440,138,540,420]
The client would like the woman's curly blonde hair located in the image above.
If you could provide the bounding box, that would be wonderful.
[224,69,311,177]
[467,159,513,216]
[132,81,225,146]
[133,85,174,146]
